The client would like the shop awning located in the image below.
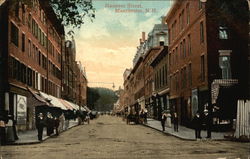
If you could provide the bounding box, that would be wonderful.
[58,99,74,111]
[39,92,68,110]
[64,100,79,110]
[27,88,52,107]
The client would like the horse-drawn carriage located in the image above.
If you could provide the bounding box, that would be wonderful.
[126,113,139,124]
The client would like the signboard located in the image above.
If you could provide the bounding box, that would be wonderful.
[191,89,198,117]
[17,95,27,125]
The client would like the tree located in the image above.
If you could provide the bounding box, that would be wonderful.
[87,87,100,110]
[10,0,95,35]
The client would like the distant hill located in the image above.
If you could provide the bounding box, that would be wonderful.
[87,87,118,111]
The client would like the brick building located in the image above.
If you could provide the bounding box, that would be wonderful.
[121,21,168,118]
[62,40,77,103]
[75,61,87,107]
[143,47,161,118]
[150,46,169,120]
[165,0,249,126]
[0,0,65,131]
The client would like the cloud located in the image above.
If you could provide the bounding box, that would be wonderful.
[73,1,170,89]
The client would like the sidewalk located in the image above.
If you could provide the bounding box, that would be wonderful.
[8,120,79,145]
[143,118,227,141]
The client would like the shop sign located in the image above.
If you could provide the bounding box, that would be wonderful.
[17,95,27,125]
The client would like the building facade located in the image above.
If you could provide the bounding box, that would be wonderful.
[0,0,64,131]
[166,0,249,126]
[150,46,169,120]
[121,20,168,119]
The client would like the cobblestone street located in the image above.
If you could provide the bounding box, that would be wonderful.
[0,116,249,159]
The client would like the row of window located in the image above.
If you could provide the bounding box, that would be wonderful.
[154,64,168,90]
[169,34,192,66]
[170,63,192,92]
[169,2,194,43]
[11,22,61,80]
[9,56,60,97]
[15,2,62,63]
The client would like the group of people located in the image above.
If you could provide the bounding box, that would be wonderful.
[139,109,148,124]
[161,110,212,139]
[36,112,64,141]
[192,110,212,139]
[161,111,178,132]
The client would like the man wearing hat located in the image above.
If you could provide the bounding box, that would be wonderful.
[204,109,212,138]
[36,113,45,141]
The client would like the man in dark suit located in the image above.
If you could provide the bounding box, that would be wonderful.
[36,113,45,141]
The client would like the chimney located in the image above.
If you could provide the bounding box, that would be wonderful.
[142,32,146,42]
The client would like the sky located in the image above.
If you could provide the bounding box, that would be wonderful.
[73,1,172,90]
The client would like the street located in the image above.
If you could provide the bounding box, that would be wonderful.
[0,115,249,159]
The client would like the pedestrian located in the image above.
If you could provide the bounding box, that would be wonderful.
[46,112,54,136]
[144,108,148,124]
[85,114,90,124]
[203,109,212,138]
[161,112,167,131]
[0,119,6,145]
[139,110,144,124]
[173,112,178,132]
[59,113,65,132]
[0,112,8,145]
[54,117,60,136]
[36,113,45,141]
[192,112,202,139]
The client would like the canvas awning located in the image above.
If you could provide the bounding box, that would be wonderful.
[39,92,68,110]
[58,99,74,111]
[64,100,79,110]
[27,88,52,107]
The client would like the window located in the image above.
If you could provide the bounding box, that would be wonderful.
[180,42,182,59]
[28,40,31,56]
[186,3,190,25]
[188,63,192,87]
[28,14,31,29]
[175,48,178,63]
[38,28,41,43]
[176,47,178,62]
[201,55,205,81]
[219,52,231,79]
[183,39,186,58]
[188,34,191,55]
[219,26,229,39]
[21,4,25,24]
[22,33,25,52]
[11,22,19,47]
[181,10,184,30]
[32,46,35,59]
[200,21,204,43]
[179,14,182,32]
[32,19,34,35]
[165,64,167,85]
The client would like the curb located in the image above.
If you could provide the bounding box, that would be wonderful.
[142,123,228,141]
[142,124,196,141]
[7,123,79,146]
